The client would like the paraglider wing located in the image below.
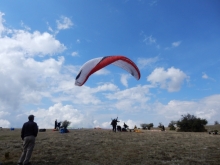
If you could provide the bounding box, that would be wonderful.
[75,55,141,86]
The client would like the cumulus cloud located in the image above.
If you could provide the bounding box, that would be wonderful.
[147,67,188,92]
[153,94,220,124]
[50,82,119,105]
[0,13,67,118]
[0,30,66,56]
[120,74,131,87]
[56,16,73,30]
[29,103,95,128]
[105,85,150,112]
[0,119,10,128]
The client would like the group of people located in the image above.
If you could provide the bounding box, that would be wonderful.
[111,117,129,132]
[54,119,62,130]
[17,115,128,165]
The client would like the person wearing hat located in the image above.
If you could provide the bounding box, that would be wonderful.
[17,115,38,165]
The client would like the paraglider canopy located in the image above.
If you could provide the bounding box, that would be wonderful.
[75,55,141,86]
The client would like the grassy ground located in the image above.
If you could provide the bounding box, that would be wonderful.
[0,126,220,165]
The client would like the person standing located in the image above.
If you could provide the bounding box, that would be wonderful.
[111,117,120,132]
[54,119,57,129]
[17,115,38,165]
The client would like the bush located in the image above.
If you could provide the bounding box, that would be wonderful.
[158,122,165,131]
[168,121,177,131]
[61,120,71,129]
[140,124,148,129]
[140,123,154,130]
[177,114,207,132]
[169,125,176,130]
[214,121,219,125]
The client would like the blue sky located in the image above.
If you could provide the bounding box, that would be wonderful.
[0,0,220,129]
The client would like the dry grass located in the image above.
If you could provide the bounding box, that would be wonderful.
[0,126,220,165]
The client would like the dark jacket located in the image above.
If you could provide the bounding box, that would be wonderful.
[21,121,38,140]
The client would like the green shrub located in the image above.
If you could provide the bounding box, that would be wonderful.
[61,120,71,129]
[168,121,177,131]
[177,114,207,132]
[140,123,154,130]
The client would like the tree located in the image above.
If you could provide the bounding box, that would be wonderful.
[177,114,207,132]
[61,120,71,130]
[158,122,165,131]
[140,123,148,129]
[147,123,154,130]
[214,121,219,125]
[168,121,177,130]
[140,123,154,130]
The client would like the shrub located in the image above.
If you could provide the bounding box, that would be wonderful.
[158,122,163,129]
[158,122,165,131]
[61,120,71,129]
[140,124,148,129]
[214,121,219,125]
[140,123,154,130]
[168,121,177,130]
[177,114,207,132]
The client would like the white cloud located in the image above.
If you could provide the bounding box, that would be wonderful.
[0,119,10,128]
[120,74,131,87]
[172,41,181,47]
[30,103,95,128]
[47,22,53,32]
[105,85,150,112]
[0,30,66,56]
[94,83,118,92]
[0,13,67,117]
[143,35,160,48]
[143,35,156,45]
[76,39,80,43]
[202,73,208,79]
[71,51,78,56]
[137,56,159,69]
[56,16,73,30]
[0,111,10,118]
[50,82,119,105]
[202,72,215,81]
[153,94,220,124]
[20,21,31,31]
[165,41,182,50]
[0,12,5,36]
[147,67,188,92]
